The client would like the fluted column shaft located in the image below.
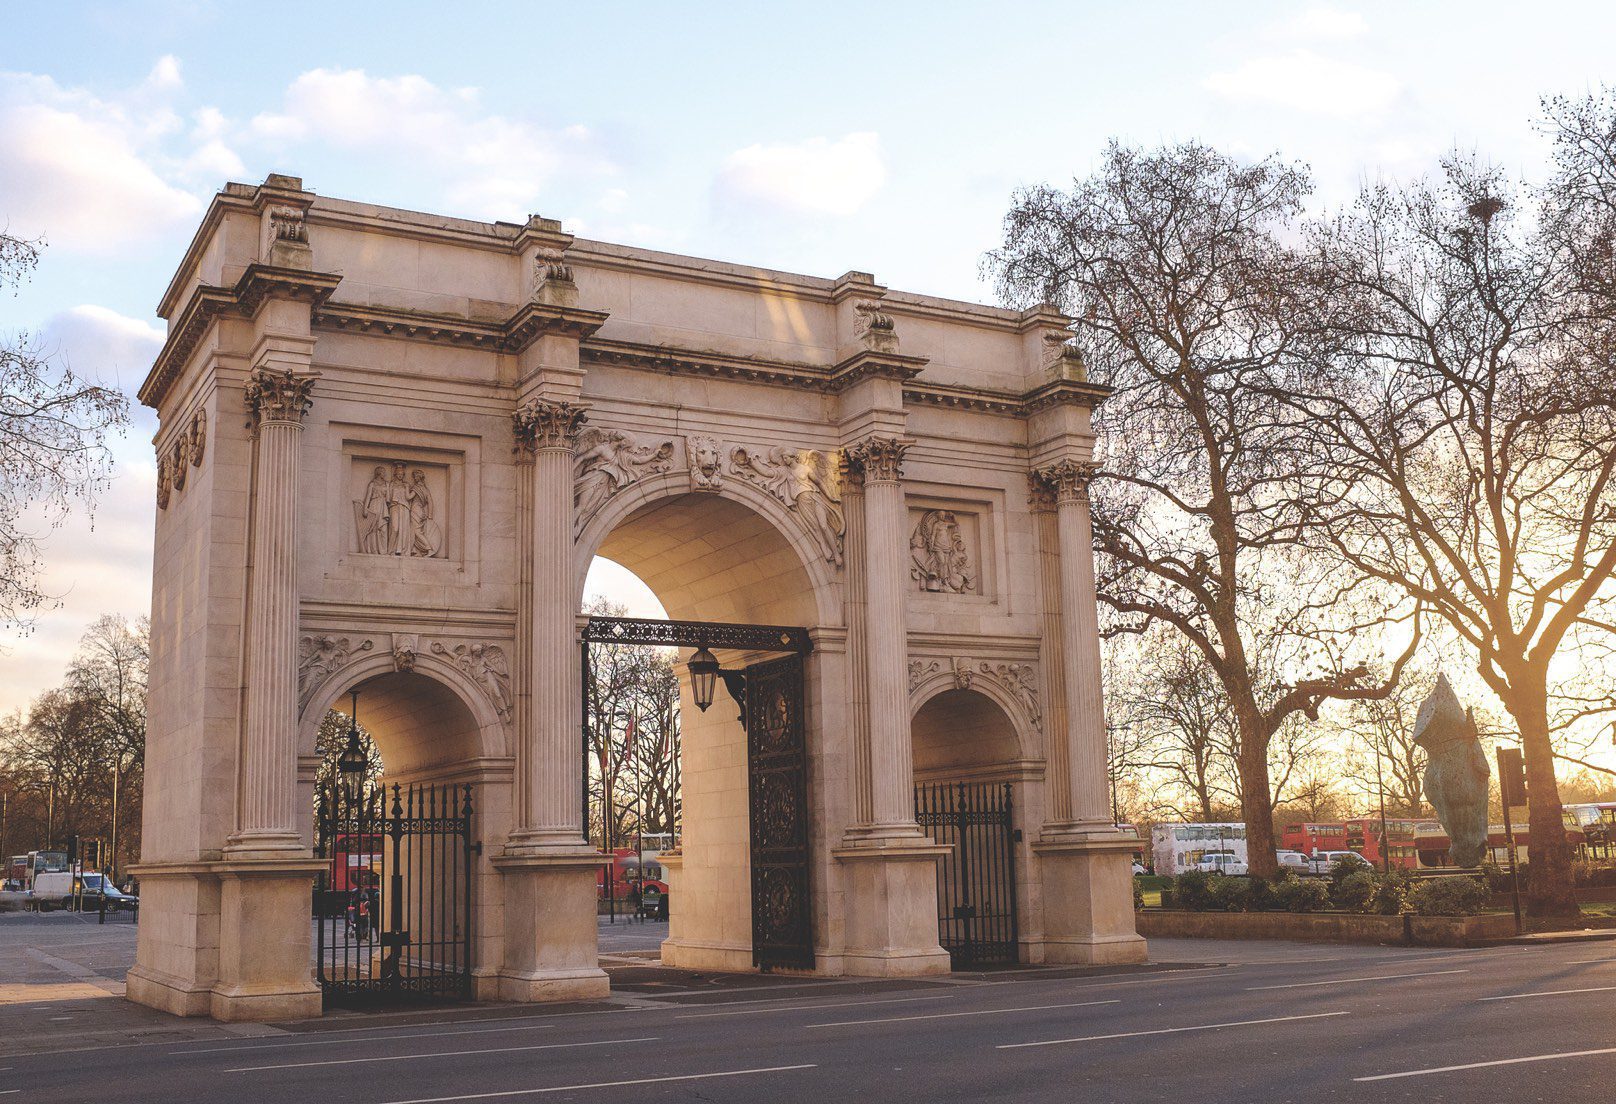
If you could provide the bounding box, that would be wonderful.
[232,368,316,854]
[512,400,588,848]
[848,437,916,832]
[1031,487,1073,824]
[840,463,874,827]
[1035,459,1111,830]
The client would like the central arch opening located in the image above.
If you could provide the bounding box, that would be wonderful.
[580,490,823,973]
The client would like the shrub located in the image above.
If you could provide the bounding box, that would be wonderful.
[1328,854,1371,887]
[1333,870,1375,912]
[1571,859,1616,888]
[1273,877,1330,913]
[1207,875,1251,912]
[1370,869,1413,915]
[1173,869,1214,911]
[1410,877,1490,916]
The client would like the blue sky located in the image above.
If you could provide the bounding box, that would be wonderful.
[4,0,1616,710]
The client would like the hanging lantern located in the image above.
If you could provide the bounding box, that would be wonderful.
[687,646,720,713]
[338,689,369,787]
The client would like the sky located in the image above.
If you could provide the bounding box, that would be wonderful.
[3,0,1616,715]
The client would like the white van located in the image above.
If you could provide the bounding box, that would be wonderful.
[29,871,76,911]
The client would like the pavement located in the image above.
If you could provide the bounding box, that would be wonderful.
[5,910,1616,1101]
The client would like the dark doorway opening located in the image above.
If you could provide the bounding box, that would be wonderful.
[915,781,1018,967]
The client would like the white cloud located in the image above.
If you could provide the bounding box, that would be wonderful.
[145,54,183,92]
[714,132,885,217]
[38,304,165,392]
[1274,6,1368,41]
[0,71,208,251]
[1205,50,1401,117]
[248,68,607,220]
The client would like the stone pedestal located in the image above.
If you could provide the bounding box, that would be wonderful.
[834,841,953,977]
[1033,835,1148,965]
[124,865,221,1017]
[494,852,609,1002]
[210,858,326,1021]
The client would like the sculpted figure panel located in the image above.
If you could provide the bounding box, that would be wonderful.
[353,460,445,558]
[432,641,514,722]
[910,509,975,594]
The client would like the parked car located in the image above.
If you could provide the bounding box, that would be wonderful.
[1276,851,1311,872]
[1307,850,1365,875]
[1195,852,1249,876]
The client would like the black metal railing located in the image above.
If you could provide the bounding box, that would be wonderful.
[315,780,474,1007]
[915,781,1018,968]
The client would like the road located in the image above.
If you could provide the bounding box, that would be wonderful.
[3,915,1615,1102]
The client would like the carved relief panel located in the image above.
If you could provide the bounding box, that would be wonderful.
[350,458,450,559]
[906,500,989,599]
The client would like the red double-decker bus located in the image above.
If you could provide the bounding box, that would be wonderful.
[1345,818,1437,870]
[1280,822,1349,856]
[329,833,383,894]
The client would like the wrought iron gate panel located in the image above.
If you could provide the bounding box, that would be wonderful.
[746,654,814,970]
[915,781,1018,967]
[315,780,474,1007]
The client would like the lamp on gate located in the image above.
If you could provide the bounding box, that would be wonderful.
[338,689,368,787]
[687,645,720,713]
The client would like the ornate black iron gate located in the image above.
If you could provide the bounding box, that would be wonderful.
[745,654,814,970]
[579,616,815,971]
[315,780,475,1007]
[915,781,1018,967]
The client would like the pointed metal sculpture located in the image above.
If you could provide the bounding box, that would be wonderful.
[1414,674,1491,867]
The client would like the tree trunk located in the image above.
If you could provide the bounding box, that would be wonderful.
[1512,686,1579,918]
[1234,713,1278,879]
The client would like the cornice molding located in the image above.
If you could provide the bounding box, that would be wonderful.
[140,264,341,409]
[313,300,607,353]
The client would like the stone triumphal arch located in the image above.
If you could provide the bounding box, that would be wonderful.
[128,174,1145,1022]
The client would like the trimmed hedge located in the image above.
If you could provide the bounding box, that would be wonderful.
[1162,865,1486,917]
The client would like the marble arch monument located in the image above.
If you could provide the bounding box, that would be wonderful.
[128,173,1145,1022]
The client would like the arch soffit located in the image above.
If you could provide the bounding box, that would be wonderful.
[908,671,1040,762]
[297,648,511,760]
[572,469,841,628]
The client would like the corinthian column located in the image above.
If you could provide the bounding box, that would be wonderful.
[510,398,589,850]
[1031,458,1111,831]
[228,367,317,855]
[845,436,919,834]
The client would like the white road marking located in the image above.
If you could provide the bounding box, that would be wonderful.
[1355,1046,1616,1081]
[678,994,952,1019]
[1245,969,1467,991]
[810,998,1120,1028]
[1566,958,1616,964]
[174,1021,558,1055]
[998,1011,1349,1049]
[377,1064,817,1103]
[1478,985,1616,1002]
[226,1036,659,1073]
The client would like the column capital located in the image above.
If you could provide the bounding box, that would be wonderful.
[1031,458,1100,505]
[513,399,588,455]
[842,436,911,484]
[245,367,317,427]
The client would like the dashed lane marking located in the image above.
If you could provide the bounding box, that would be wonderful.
[998,1011,1350,1049]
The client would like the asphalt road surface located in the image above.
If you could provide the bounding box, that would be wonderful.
[5,920,1616,1103]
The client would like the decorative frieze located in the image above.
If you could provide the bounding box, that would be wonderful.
[431,641,514,723]
[245,367,317,427]
[574,427,676,533]
[297,635,373,712]
[512,399,588,455]
[908,655,1042,734]
[688,434,724,492]
[909,509,976,594]
[727,444,846,566]
[155,409,209,511]
[353,461,444,558]
[852,299,899,353]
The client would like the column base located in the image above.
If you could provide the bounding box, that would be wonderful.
[215,857,327,1022]
[1033,832,1147,966]
[126,862,223,1018]
[493,847,609,1003]
[834,838,953,978]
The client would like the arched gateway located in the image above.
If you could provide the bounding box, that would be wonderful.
[127,174,1145,1022]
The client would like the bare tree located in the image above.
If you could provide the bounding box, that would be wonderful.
[1337,674,1431,819]
[0,233,128,630]
[988,142,1418,876]
[1287,137,1616,915]
[64,615,148,875]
